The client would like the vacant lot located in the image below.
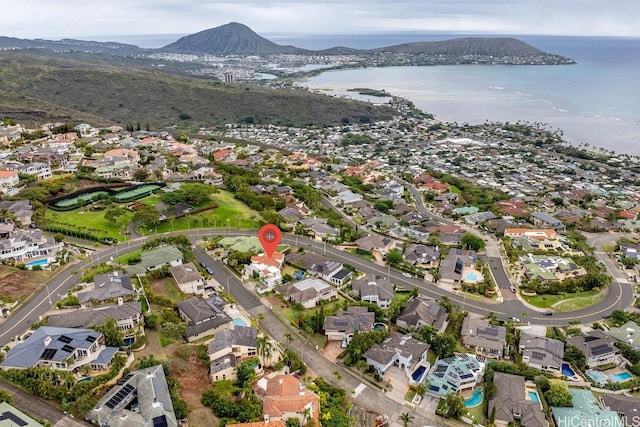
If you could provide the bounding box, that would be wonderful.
[0,265,55,302]
[150,277,186,304]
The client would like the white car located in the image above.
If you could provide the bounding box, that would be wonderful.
[510,316,521,323]
[402,272,412,278]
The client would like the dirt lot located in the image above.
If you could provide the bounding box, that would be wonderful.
[0,265,55,302]
[137,330,218,427]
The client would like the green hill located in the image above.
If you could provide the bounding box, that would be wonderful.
[0,52,395,129]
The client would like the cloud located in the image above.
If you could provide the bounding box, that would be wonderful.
[3,0,640,39]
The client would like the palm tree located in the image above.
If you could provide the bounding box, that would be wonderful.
[302,407,312,424]
[284,332,294,345]
[257,336,274,367]
[399,412,414,427]
[333,371,343,381]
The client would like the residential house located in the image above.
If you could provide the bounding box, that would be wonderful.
[519,332,564,374]
[488,373,548,427]
[78,271,135,307]
[246,253,284,293]
[0,200,33,226]
[599,395,640,425]
[176,295,232,342]
[47,301,142,344]
[551,390,622,427]
[355,234,396,254]
[227,421,285,427]
[277,207,304,228]
[323,306,375,346]
[0,229,60,263]
[461,318,507,359]
[531,212,566,231]
[403,244,439,267]
[439,248,478,283]
[212,149,237,163]
[207,326,258,382]
[567,330,617,367]
[102,148,140,164]
[169,262,205,295]
[14,162,52,180]
[426,353,485,396]
[334,190,363,205]
[0,402,43,427]
[255,374,320,426]
[282,278,337,308]
[308,259,351,286]
[0,170,19,193]
[0,326,118,372]
[363,332,430,380]
[87,365,178,427]
[396,297,448,333]
[126,246,183,275]
[351,274,394,308]
[606,321,640,350]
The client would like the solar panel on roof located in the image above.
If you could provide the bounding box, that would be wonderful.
[531,351,545,360]
[86,335,97,343]
[480,327,499,336]
[41,348,58,359]
[460,373,473,379]
[58,335,73,343]
[0,411,28,426]
[117,373,134,385]
[591,344,613,356]
[61,345,75,353]
[454,259,464,274]
[153,415,169,427]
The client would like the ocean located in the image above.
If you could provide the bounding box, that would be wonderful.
[92,32,640,155]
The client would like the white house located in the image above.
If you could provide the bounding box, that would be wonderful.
[0,170,19,193]
[170,262,205,295]
[246,252,284,293]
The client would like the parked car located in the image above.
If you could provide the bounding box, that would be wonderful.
[510,316,521,323]
[542,310,554,316]
[602,313,612,319]
[205,266,214,275]
[402,272,412,278]
[510,285,516,293]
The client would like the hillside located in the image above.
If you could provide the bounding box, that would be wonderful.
[0,52,395,128]
[162,22,307,55]
[371,37,544,56]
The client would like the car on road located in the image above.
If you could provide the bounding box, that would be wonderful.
[510,285,516,293]
[602,313,612,319]
[205,266,214,275]
[510,316,521,323]
[542,310,554,316]
[402,272,412,278]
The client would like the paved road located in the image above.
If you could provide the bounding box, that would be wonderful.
[0,379,90,427]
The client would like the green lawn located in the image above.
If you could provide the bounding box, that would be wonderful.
[281,297,346,324]
[113,249,142,265]
[522,288,605,310]
[391,291,412,306]
[45,205,133,241]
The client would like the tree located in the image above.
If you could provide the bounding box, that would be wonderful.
[236,359,258,389]
[0,389,12,404]
[399,412,414,427]
[132,205,159,228]
[386,249,403,266]
[286,419,301,427]
[461,233,485,252]
[284,332,294,345]
[133,168,150,182]
[93,319,124,347]
[104,205,127,224]
[257,336,274,367]
[564,346,587,371]
[544,379,573,407]
[53,233,65,243]
[435,393,464,419]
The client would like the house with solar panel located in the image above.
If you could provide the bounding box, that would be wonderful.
[0,326,118,373]
[461,318,508,359]
[323,306,375,347]
[519,332,564,374]
[0,402,43,427]
[567,330,617,368]
[439,248,478,284]
[426,353,485,397]
[363,332,430,382]
[87,365,178,427]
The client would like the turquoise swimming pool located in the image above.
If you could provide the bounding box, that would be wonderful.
[528,391,540,402]
[609,371,632,382]
[464,388,483,408]
[25,258,49,267]
[232,318,248,327]
[465,272,478,282]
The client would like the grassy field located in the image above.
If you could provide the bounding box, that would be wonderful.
[151,278,186,304]
[45,205,133,241]
[522,288,605,310]
[0,265,55,302]
[113,249,142,265]
[281,297,347,324]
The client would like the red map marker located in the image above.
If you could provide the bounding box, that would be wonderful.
[258,224,282,258]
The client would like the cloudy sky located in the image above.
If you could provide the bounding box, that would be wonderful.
[4,0,640,40]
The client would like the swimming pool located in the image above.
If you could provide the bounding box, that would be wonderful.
[123,337,135,347]
[528,391,540,402]
[464,388,483,408]
[411,365,427,382]
[25,258,49,267]
[586,370,608,385]
[373,323,387,332]
[232,318,248,327]
[465,272,478,282]
[562,363,576,377]
[609,371,632,382]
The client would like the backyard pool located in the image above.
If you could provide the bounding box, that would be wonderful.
[25,258,49,268]
[123,337,135,347]
[464,388,483,408]
[411,365,427,383]
[373,323,387,332]
[562,363,576,377]
[609,372,632,382]
[232,318,248,327]
[465,272,478,282]
[528,391,540,403]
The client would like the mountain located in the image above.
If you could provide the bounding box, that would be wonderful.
[0,36,142,54]
[370,37,546,56]
[161,22,307,55]
[0,51,395,128]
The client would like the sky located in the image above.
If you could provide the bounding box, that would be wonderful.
[4,0,640,40]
